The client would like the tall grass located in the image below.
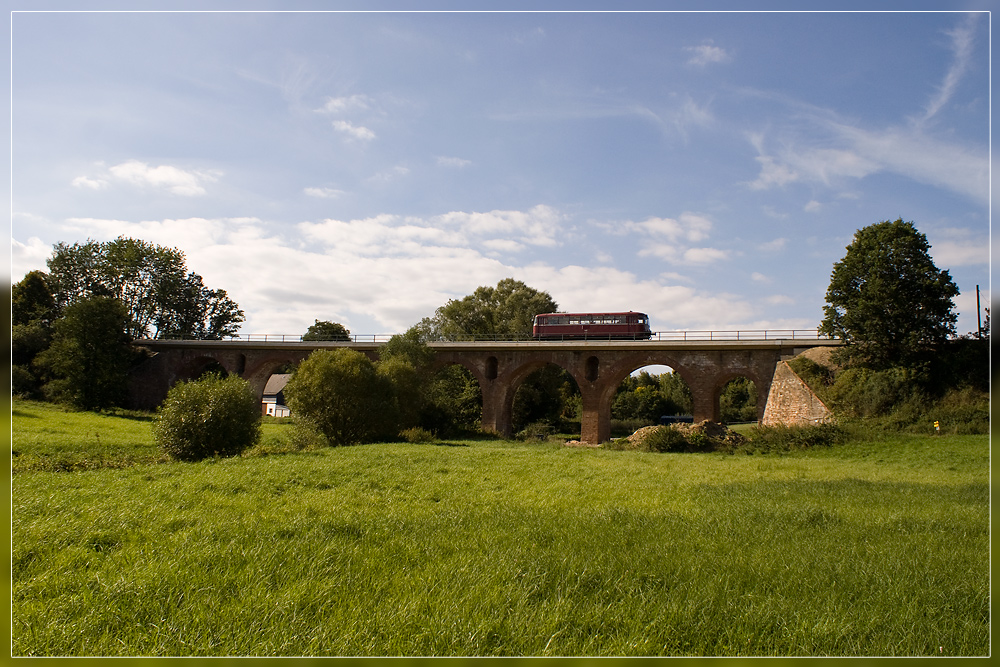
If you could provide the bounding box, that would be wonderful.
[10,400,989,656]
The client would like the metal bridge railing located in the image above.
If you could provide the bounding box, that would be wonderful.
[154,329,833,343]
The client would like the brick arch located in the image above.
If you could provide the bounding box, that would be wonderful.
[596,352,698,408]
[579,352,700,445]
[493,358,578,436]
[179,355,232,381]
[428,356,488,387]
[243,352,311,403]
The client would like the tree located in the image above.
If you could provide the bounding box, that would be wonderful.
[819,219,959,370]
[283,349,398,445]
[154,374,262,461]
[155,272,244,340]
[429,278,558,340]
[35,296,134,410]
[422,278,563,430]
[44,236,243,340]
[301,320,352,341]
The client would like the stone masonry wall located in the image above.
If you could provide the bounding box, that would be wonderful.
[761,360,834,426]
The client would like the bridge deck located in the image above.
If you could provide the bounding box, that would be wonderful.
[136,338,841,352]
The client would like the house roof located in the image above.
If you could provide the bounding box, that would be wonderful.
[263,373,291,396]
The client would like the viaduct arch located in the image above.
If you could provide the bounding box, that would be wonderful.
[129,338,838,444]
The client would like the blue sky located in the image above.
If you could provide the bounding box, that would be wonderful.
[7,4,992,338]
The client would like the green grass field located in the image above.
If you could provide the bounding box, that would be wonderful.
[10,399,990,656]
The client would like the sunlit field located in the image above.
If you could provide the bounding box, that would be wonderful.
[11,400,990,656]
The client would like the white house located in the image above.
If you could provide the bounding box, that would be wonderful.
[262,373,292,417]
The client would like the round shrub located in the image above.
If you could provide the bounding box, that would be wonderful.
[154,374,262,461]
[283,348,398,446]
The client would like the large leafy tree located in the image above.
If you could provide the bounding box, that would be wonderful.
[301,320,352,341]
[819,219,959,370]
[428,278,558,340]
[45,236,243,340]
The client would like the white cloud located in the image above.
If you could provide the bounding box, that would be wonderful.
[619,212,712,242]
[107,160,219,196]
[685,40,730,66]
[298,204,564,264]
[751,272,770,283]
[765,295,795,305]
[71,175,108,190]
[332,120,376,141]
[682,247,730,264]
[927,228,989,267]
[304,187,345,199]
[433,204,564,248]
[803,200,822,212]
[10,236,52,279]
[22,208,774,333]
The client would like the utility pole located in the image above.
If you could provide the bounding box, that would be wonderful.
[976,285,982,338]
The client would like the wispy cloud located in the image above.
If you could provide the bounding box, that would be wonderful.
[919,13,979,125]
[316,94,373,114]
[367,165,410,183]
[745,119,986,204]
[757,238,787,252]
[71,175,108,190]
[436,155,472,168]
[331,120,376,141]
[685,40,730,66]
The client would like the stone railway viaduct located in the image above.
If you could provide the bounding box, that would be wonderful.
[129,337,840,444]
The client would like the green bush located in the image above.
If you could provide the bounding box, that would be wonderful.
[744,423,846,453]
[284,349,398,446]
[515,422,555,441]
[153,374,262,461]
[400,426,436,443]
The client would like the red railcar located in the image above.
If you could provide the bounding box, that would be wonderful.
[532,312,652,340]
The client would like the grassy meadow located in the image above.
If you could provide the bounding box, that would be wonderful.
[10,399,990,656]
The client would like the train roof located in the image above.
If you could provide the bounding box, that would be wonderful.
[534,311,648,317]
